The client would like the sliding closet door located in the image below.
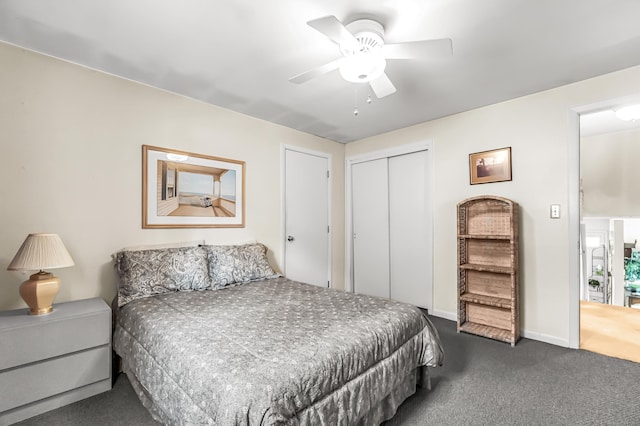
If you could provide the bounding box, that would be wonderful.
[351,158,390,299]
[388,150,431,308]
[350,147,432,310]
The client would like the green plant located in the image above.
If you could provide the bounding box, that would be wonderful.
[588,279,600,288]
[624,251,640,281]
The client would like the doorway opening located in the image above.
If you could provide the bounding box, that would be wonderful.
[575,98,640,363]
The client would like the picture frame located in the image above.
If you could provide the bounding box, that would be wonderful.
[142,145,245,228]
[469,147,512,185]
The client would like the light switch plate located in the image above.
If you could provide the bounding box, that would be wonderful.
[550,204,560,219]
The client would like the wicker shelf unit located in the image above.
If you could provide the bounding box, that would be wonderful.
[457,195,519,346]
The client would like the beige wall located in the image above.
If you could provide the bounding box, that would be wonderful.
[3,38,640,347]
[581,128,640,217]
[0,42,345,310]
[346,65,640,345]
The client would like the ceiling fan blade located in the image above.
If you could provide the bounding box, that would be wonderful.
[369,73,396,99]
[383,38,453,60]
[289,58,343,84]
[307,15,360,51]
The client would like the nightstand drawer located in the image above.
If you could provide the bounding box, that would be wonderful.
[0,298,110,370]
[0,345,110,412]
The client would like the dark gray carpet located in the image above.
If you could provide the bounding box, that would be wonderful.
[388,317,640,425]
[15,317,640,425]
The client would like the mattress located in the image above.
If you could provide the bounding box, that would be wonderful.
[113,277,443,425]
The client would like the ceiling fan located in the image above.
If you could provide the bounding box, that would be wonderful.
[289,15,453,99]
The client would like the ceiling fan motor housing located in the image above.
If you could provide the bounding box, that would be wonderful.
[341,19,385,55]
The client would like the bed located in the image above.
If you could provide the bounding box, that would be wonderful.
[112,243,444,425]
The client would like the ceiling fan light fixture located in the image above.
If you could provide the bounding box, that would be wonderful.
[339,51,386,83]
[615,104,640,121]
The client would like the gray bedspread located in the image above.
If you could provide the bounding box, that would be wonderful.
[113,277,443,425]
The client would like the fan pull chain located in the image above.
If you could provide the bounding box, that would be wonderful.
[353,85,359,116]
[353,86,374,116]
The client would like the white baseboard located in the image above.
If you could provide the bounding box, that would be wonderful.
[430,309,456,322]
[429,309,570,348]
[520,329,569,348]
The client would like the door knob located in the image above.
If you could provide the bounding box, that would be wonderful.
[287,236,295,242]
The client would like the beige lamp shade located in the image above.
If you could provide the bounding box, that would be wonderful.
[7,233,75,315]
[8,233,75,271]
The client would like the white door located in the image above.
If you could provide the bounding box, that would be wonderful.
[388,151,431,308]
[351,158,390,298]
[284,148,330,287]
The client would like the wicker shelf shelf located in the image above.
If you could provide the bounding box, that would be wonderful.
[458,322,513,344]
[459,292,511,309]
[459,263,513,274]
[458,234,512,240]
[457,195,519,346]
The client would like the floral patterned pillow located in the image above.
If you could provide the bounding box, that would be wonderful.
[115,246,210,307]
[203,243,280,289]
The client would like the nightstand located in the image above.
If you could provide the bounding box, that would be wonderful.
[0,298,112,425]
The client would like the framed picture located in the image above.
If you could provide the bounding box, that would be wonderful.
[469,147,512,185]
[142,145,245,228]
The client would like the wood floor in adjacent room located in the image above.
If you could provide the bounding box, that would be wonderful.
[580,300,640,363]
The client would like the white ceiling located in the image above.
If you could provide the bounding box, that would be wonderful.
[2,0,640,143]
[580,109,640,138]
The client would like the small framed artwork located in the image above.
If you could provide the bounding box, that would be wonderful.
[469,147,512,185]
[142,145,245,228]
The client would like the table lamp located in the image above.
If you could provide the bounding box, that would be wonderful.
[7,233,75,315]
